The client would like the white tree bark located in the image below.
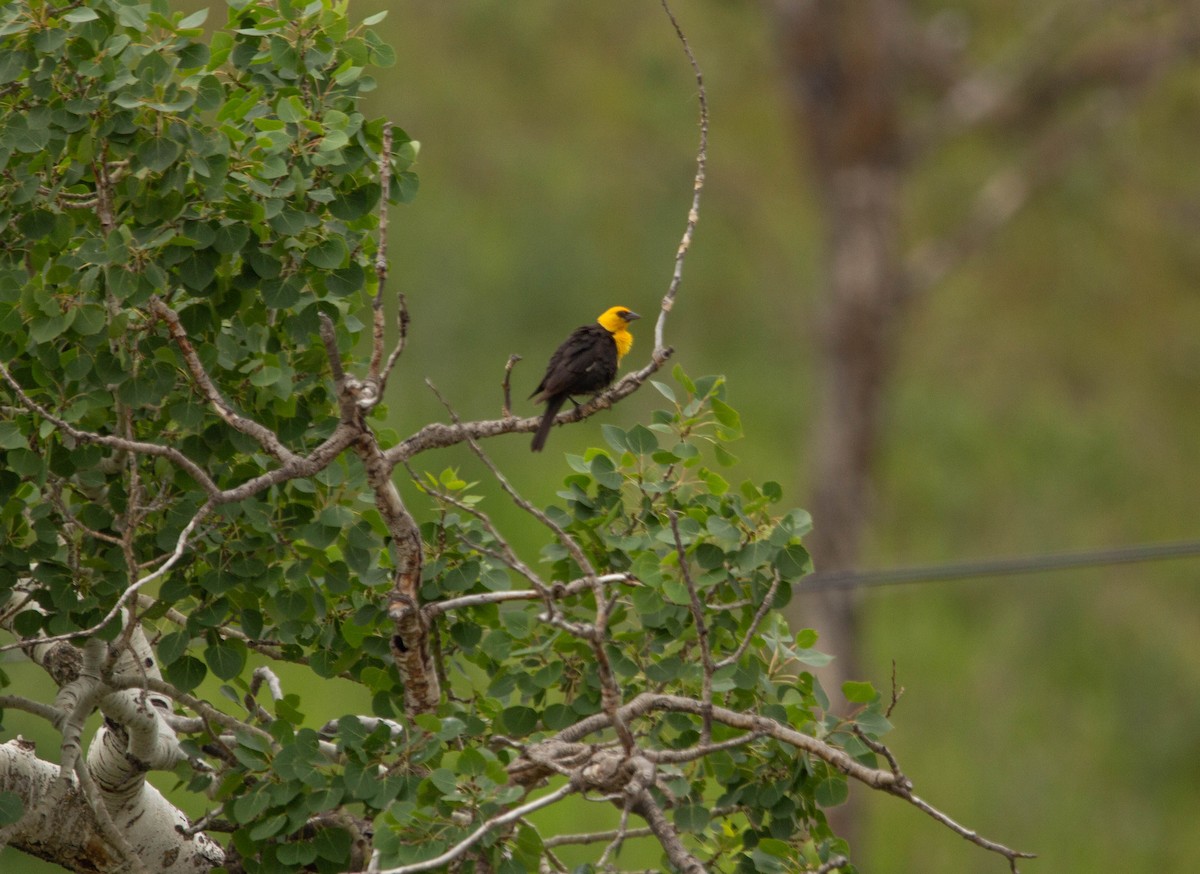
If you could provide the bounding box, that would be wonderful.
[0,595,223,872]
[0,738,224,872]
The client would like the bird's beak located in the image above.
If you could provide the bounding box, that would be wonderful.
[625,311,642,321]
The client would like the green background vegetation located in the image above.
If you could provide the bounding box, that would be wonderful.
[4,1,1199,872]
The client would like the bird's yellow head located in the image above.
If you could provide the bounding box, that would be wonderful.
[596,306,640,360]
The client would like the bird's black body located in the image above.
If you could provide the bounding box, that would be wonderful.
[530,323,619,452]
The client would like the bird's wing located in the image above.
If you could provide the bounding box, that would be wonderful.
[535,324,618,399]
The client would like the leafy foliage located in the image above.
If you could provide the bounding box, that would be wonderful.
[0,0,410,647]
[392,366,893,871]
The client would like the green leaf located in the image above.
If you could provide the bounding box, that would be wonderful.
[205,641,247,681]
[276,94,308,123]
[0,422,27,451]
[499,706,539,736]
[157,630,191,667]
[855,708,893,737]
[699,468,729,496]
[625,424,658,455]
[601,424,628,453]
[163,655,207,692]
[713,443,738,466]
[178,8,209,29]
[842,680,878,704]
[248,812,289,841]
[650,380,676,403]
[306,237,348,269]
[774,544,811,580]
[137,137,181,172]
[814,775,849,807]
[673,802,709,833]
[710,396,742,435]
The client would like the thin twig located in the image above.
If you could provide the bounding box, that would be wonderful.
[542,825,655,848]
[408,463,553,603]
[715,571,782,670]
[369,784,576,874]
[886,659,904,719]
[595,804,633,869]
[424,380,596,579]
[654,0,707,354]
[424,574,636,619]
[897,788,1037,873]
[501,353,522,417]
[643,731,761,764]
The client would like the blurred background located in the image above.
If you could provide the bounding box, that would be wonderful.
[6,1,1200,871]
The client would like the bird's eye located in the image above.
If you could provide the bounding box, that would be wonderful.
[618,310,629,319]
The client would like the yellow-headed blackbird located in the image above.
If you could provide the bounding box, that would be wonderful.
[530,306,641,452]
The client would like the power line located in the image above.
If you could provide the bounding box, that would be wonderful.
[803,539,1200,593]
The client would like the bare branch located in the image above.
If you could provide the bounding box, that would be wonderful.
[655,0,707,354]
[355,426,439,715]
[501,353,521,417]
[387,349,674,462]
[424,380,596,580]
[425,574,636,619]
[367,784,576,874]
[643,731,761,765]
[595,804,633,870]
[542,824,654,848]
[548,692,897,790]
[894,786,1036,872]
[0,359,219,497]
[0,695,65,726]
[150,296,300,465]
[629,790,705,874]
[714,571,782,670]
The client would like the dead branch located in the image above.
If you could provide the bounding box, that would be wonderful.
[501,353,521,417]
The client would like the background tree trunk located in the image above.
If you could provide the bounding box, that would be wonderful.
[773,0,907,711]
[771,0,909,846]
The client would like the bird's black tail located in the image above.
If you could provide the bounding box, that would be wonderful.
[531,395,565,452]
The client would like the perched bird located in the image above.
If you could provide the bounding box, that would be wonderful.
[530,306,641,452]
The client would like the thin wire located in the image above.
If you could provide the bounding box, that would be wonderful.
[803,539,1200,592]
